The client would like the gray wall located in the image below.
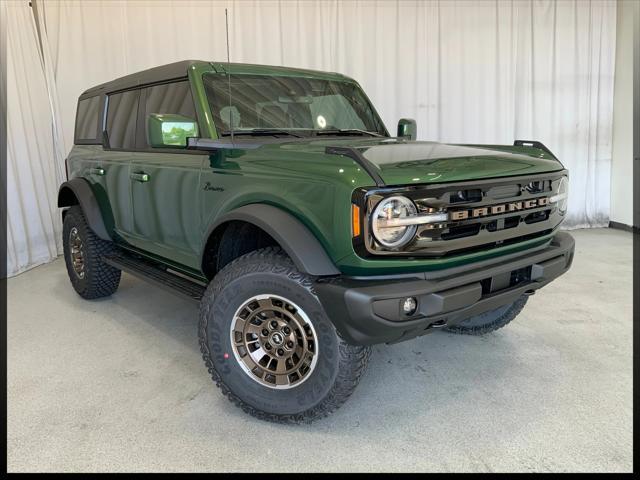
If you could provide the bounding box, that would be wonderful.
[611,0,636,227]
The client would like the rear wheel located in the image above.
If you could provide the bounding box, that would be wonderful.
[444,296,529,335]
[62,205,121,299]
[199,247,371,424]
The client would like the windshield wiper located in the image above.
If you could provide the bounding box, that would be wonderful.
[314,129,382,137]
[221,129,304,138]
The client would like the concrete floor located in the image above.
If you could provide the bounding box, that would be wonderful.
[7,228,633,472]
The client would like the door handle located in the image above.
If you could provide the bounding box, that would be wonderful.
[89,167,105,176]
[130,172,150,183]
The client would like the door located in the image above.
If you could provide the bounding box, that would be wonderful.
[100,89,141,242]
[128,81,205,270]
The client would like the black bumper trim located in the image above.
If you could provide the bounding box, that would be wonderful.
[315,232,575,346]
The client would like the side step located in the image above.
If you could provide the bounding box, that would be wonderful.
[103,250,206,303]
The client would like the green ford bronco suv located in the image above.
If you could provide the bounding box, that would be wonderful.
[59,60,574,423]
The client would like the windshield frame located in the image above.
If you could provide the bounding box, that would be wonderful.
[202,72,389,139]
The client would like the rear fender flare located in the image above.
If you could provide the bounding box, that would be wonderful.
[58,178,112,241]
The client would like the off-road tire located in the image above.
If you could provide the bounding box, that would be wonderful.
[199,247,371,424]
[62,205,121,299]
[444,296,529,335]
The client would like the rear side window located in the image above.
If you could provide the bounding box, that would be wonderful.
[74,96,101,144]
[106,89,140,150]
[142,81,197,147]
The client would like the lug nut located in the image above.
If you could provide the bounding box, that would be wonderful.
[261,329,269,336]
[265,343,272,350]
[277,348,285,356]
[283,326,291,334]
[287,341,294,348]
[270,320,278,329]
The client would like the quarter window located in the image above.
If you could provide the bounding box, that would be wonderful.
[74,96,101,143]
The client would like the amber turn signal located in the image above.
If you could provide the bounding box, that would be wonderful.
[351,204,361,237]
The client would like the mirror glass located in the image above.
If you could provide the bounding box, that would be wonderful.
[397,118,417,141]
[161,122,198,146]
[147,113,198,148]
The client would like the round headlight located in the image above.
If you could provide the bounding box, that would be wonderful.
[371,196,417,248]
[556,176,569,215]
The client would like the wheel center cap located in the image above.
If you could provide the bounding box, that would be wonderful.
[270,332,285,346]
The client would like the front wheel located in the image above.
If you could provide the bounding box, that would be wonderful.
[198,247,371,424]
[444,296,529,335]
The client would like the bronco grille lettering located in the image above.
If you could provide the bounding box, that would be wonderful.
[450,197,549,221]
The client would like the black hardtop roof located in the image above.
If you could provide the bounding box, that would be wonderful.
[79,60,206,98]
[79,60,351,99]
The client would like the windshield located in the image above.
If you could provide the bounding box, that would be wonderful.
[203,73,387,137]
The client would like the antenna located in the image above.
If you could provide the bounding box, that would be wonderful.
[225,8,234,143]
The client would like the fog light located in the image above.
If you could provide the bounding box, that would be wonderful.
[402,297,418,315]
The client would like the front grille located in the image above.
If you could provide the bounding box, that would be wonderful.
[354,171,566,258]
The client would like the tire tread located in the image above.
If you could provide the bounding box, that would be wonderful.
[198,246,371,424]
[444,295,528,335]
[63,206,121,299]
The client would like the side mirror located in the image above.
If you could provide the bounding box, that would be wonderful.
[397,118,417,141]
[147,113,199,148]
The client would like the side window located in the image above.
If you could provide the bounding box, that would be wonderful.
[74,96,101,144]
[143,81,197,147]
[106,89,140,150]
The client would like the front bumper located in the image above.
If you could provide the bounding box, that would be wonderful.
[315,232,575,345]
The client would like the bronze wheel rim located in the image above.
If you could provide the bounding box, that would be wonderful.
[229,294,318,389]
[69,227,85,279]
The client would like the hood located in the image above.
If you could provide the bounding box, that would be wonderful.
[255,138,564,186]
[208,136,564,187]
[351,140,563,186]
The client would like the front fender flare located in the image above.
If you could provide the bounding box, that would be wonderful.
[58,178,112,241]
[205,204,340,277]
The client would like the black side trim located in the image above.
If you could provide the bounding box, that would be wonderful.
[514,140,557,159]
[325,146,385,187]
[104,250,205,303]
[203,204,340,276]
[57,178,111,241]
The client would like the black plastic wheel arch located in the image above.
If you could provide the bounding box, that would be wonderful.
[203,204,341,277]
[58,178,112,241]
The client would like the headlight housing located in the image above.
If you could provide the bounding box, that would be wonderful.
[551,176,569,215]
[371,196,418,248]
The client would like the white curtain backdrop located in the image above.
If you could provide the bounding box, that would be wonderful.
[6,0,617,276]
[5,0,66,277]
